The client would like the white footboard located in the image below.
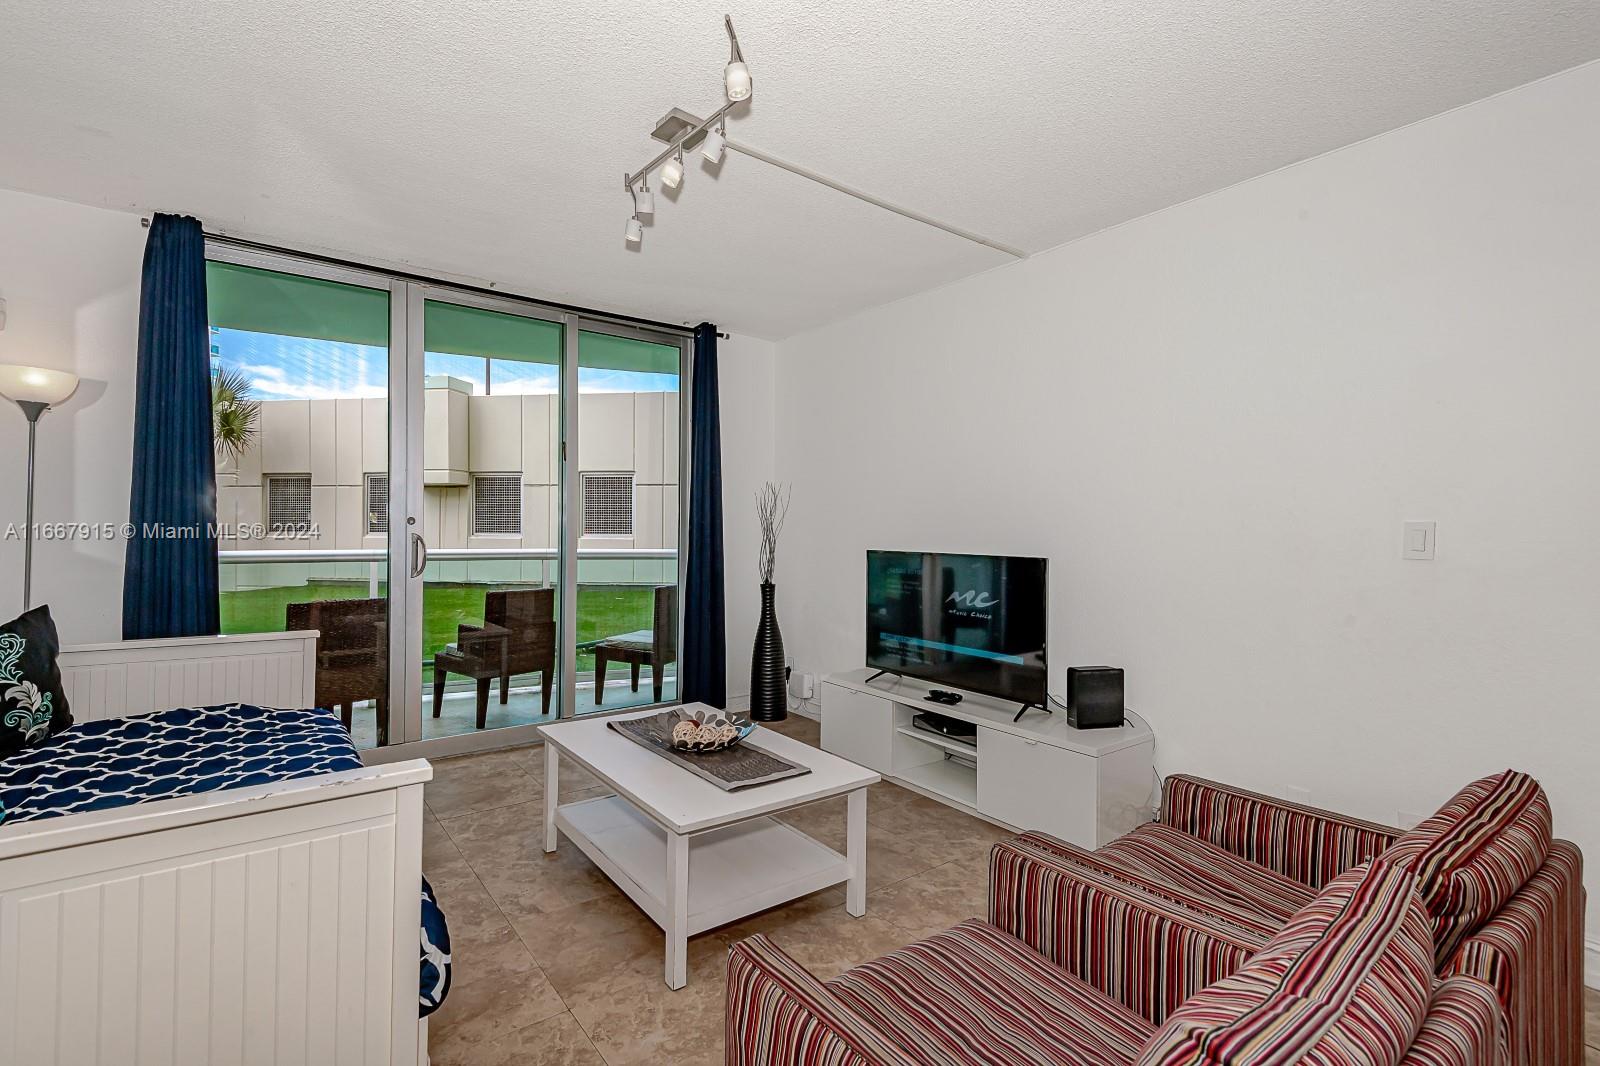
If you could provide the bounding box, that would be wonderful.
[0,760,431,1066]
[58,631,320,722]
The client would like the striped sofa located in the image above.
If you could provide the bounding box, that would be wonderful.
[1005,770,1585,1066]
[727,858,1507,1065]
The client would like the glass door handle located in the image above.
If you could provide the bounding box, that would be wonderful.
[409,531,429,578]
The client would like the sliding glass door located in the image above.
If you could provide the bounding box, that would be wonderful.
[411,291,567,742]
[206,251,406,751]
[574,328,684,714]
[208,243,688,758]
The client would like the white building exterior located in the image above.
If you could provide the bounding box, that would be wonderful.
[216,378,678,591]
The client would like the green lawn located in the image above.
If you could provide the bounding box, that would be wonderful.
[220,581,663,677]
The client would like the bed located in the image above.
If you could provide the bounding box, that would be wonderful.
[0,631,440,1066]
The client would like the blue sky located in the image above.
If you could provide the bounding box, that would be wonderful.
[214,328,679,400]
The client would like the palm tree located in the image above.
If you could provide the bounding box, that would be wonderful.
[212,367,260,463]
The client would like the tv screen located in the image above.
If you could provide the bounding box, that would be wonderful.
[865,550,1047,705]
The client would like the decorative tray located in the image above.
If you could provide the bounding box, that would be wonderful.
[606,710,809,791]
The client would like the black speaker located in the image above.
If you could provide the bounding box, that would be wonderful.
[1066,666,1124,729]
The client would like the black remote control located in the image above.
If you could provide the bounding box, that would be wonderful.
[925,689,964,705]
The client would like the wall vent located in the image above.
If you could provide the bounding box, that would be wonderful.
[473,474,522,536]
[582,472,634,537]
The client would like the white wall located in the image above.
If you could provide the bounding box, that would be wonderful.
[717,333,778,705]
[775,60,1600,938]
[0,190,143,644]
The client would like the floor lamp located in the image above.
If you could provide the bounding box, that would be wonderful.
[0,365,81,610]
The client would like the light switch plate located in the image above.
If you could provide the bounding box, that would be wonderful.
[1402,521,1436,560]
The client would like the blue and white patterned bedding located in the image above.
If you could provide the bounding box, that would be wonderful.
[0,703,452,1017]
[0,703,362,819]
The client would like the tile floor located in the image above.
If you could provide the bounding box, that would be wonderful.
[1591,995,1600,1066]
[422,713,1006,1064]
[421,712,1600,1065]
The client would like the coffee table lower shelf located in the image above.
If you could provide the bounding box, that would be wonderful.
[555,794,854,981]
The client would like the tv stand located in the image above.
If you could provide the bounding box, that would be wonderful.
[824,669,1154,849]
[1011,701,1050,723]
[864,668,895,683]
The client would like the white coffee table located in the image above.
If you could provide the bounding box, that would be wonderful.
[538,706,880,989]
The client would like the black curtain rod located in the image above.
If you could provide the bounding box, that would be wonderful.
[142,216,727,339]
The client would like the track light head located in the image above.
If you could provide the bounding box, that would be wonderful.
[723,16,752,102]
[724,61,751,102]
[635,182,654,216]
[625,215,643,244]
[701,124,725,164]
[661,150,685,190]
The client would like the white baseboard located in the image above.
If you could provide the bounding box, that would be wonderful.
[1586,935,1600,990]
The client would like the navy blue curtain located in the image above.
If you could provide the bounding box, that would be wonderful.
[681,323,726,708]
[122,214,220,639]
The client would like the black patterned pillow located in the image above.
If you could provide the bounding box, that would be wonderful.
[0,606,71,757]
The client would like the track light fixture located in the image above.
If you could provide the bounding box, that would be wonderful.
[618,15,1029,259]
[621,15,754,249]
[661,148,685,190]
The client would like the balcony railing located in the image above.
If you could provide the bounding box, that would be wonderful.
[219,546,679,677]
[221,547,676,597]
[220,547,676,562]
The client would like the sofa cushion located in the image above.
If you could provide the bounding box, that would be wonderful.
[1096,824,1318,931]
[1379,770,1551,968]
[1161,775,1399,890]
[1135,859,1434,1066]
[829,918,1155,1066]
[1006,830,1288,943]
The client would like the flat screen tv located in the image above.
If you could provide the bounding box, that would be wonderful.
[865,550,1047,707]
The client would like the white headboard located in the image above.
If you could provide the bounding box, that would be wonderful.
[57,630,320,721]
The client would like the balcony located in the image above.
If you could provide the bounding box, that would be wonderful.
[220,546,678,746]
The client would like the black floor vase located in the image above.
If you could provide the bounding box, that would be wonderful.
[748,582,787,721]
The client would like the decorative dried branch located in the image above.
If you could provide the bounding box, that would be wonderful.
[755,481,790,584]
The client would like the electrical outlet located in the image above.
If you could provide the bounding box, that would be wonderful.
[789,671,815,700]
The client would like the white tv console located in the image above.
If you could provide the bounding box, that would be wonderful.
[820,669,1155,849]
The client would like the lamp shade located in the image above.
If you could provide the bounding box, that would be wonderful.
[661,154,684,190]
[0,365,79,407]
[724,61,752,102]
[700,125,725,164]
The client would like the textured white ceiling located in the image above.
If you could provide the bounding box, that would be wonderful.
[2,1,1597,338]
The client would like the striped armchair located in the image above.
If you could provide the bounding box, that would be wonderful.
[1015,771,1585,1066]
[727,858,1508,1066]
